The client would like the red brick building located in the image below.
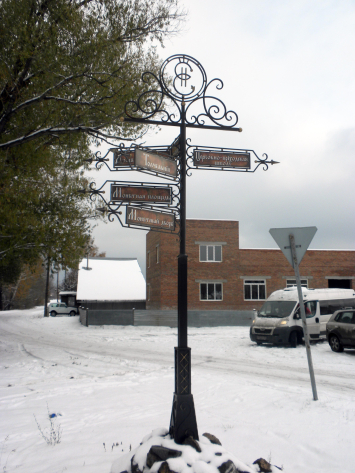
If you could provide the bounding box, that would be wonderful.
[146,219,355,310]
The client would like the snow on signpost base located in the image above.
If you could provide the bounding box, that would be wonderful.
[111,428,284,473]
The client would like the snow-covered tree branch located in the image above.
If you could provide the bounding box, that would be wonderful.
[0,0,185,150]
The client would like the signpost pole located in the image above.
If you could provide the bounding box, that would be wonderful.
[169,101,199,443]
[178,101,188,349]
[289,233,318,401]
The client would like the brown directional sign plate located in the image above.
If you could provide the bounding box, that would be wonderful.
[126,206,175,230]
[113,150,134,167]
[193,150,250,169]
[110,185,172,204]
[135,148,178,177]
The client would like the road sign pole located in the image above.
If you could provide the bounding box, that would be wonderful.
[289,234,318,401]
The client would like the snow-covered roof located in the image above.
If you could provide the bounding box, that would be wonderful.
[76,257,146,302]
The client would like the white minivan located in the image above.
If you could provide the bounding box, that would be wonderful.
[250,287,355,347]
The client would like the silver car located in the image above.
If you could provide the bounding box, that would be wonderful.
[326,309,355,352]
[48,302,78,317]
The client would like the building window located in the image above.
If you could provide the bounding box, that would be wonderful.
[244,280,266,300]
[199,245,222,262]
[147,284,151,301]
[327,278,352,289]
[156,245,159,263]
[200,282,223,301]
[147,251,150,268]
[286,279,308,288]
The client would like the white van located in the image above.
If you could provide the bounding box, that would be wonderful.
[250,287,355,347]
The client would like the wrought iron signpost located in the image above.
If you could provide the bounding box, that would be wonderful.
[88,54,277,444]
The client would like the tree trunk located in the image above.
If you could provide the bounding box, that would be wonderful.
[44,255,50,317]
[4,274,22,310]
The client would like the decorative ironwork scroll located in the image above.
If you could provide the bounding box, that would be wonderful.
[124,54,242,132]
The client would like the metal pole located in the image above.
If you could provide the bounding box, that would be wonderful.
[44,255,50,317]
[289,234,318,401]
[169,101,198,443]
[178,102,188,349]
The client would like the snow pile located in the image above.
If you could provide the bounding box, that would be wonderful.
[111,428,282,473]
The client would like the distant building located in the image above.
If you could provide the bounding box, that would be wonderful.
[59,291,77,308]
[146,219,355,311]
[77,257,146,326]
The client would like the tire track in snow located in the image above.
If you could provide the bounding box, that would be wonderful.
[1,314,354,394]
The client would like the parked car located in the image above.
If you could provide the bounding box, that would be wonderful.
[250,287,355,347]
[48,302,78,317]
[326,309,355,352]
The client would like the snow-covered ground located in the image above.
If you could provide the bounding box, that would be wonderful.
[1,308,354,473]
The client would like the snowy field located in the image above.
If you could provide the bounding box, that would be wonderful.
[1,308,354,473]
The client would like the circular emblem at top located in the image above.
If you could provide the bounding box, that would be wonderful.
[160,54,207,102]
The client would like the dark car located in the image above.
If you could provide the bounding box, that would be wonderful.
[326,309,355,352]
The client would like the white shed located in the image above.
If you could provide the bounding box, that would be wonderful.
[77,257,146,310]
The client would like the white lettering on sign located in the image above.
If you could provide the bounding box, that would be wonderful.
[135,148,177,177]
[111,186,171,203]
[112,187,122,199]
[119,193,170,201]
[193,150,251,169]
[142,152,172,174]
[195,154,249,163]
[127,207,175,229]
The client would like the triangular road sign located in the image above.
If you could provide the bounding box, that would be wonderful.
[269,227,317,268]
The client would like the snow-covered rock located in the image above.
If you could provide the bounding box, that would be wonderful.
[111,428,283,473]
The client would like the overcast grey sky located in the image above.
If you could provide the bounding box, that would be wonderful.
[89,0,355,276]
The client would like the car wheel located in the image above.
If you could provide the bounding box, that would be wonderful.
[256,341,263,345]
[69,311,76,317]
[329,335,344,353]
[50,311,57,317]
[289,331,298,348]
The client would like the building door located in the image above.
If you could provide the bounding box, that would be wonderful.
[328,279,352,289]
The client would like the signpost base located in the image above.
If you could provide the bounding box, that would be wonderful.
[169,347,199,443]
[169,393,198,443]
